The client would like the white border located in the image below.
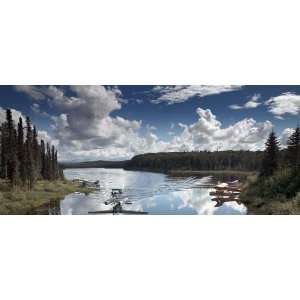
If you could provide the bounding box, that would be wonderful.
[0,216,299,300]
[1,0,300,84]
[1,1,300,299]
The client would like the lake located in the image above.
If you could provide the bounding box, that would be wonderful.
[59,168,247,215]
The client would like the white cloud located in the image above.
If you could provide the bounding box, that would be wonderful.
[167,107,273,152]
[0,106,26,125]
[280,127,295,146]
[38,130,59,147]
[31,103,50,117]
[174,188,246,215]
[266,92,300,117]
[229,94,261,110]
[136,99,143,104]
[146,125,157,131]
[16,85,161,161]
[152,85,242,104]
[14,85,46,100]
[13,85,293,161]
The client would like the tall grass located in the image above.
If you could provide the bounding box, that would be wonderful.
[241,168,300,214]
[0,180,91,214]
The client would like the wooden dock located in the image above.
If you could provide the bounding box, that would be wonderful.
[210,180,243,207]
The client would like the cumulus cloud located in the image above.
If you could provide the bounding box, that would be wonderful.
[167,107,273,152]
[13,85,293,161]
[280,128,295,146]
[229,94,261,110]
[38,130,59,147]
[0,106,26,124]
[15,85,46,100]
[50,86,123,141]
[31,103,50,117]
[266,92,300,117]
[151,85,242,104]
[43,86,145,160]
[16,85,161,161]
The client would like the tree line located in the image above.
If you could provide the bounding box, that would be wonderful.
[0,109,62,189]
[260,126,300,177]
[127,150,264,172]
[241,126,300,213]
[127,126,300,176]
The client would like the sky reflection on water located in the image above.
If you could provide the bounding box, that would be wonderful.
[62,168,246,215]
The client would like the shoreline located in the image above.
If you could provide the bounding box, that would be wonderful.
[0,180,93,215]
[167,170,255,177]
[64,165,255,177]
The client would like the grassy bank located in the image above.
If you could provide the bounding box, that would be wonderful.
[240,169,300,215]
[0,180,92,215]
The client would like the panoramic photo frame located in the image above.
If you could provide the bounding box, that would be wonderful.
[0,85,299,215]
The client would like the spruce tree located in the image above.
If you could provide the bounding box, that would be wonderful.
[25,117,35,189]
[1,111,61,188]
[55,150,59,179]
[51,145,56,180]
[11,129,20,187]
[32,126,41,180]
[40,139,46,179]
[260,131,280,177]
[6,109,14,182]
[46,142,51,180]
[0,123,8,179]
[286,126,300,168]
[17,117,26,185]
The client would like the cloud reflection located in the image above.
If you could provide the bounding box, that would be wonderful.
[62,169,247,215]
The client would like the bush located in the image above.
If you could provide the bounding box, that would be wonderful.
[241,168,300,214]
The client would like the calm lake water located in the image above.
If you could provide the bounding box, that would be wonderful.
[59,168,247,215]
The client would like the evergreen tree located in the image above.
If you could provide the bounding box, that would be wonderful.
[46,142,51,180]
[0,123,8,178]
[25,117,35,189]
[32,126,41,180]
[40,139,46,179]
[0,111,61,189]
[55,150,59,179]
[51,145,56,180]
[6,109,14,182]
[286,126,300,168]
[17,117,26,185]
[11,129,20,187]
[260,131,280,177]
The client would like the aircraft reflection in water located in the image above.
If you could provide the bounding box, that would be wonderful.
[61,169,247,215]
[88,177,213,215]
[89,189,148,215]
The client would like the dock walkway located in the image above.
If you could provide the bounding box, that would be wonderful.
[210,180,243,207]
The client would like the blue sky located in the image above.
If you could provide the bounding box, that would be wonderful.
[0,85,300,161]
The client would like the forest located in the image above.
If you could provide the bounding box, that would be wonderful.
[241,127,300,214]
[126,150,265,172]
[126,127,300,214]
[0,109,62,190]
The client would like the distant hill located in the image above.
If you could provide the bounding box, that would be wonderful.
[60,150,265,173]
[126,151,264,173]
[60,160,130,169]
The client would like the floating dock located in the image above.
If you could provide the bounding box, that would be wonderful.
[210,180,242,207]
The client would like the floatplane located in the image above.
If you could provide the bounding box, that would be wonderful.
[89,188,148,215]
[210,180,242,207]
[72,179,101,189]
